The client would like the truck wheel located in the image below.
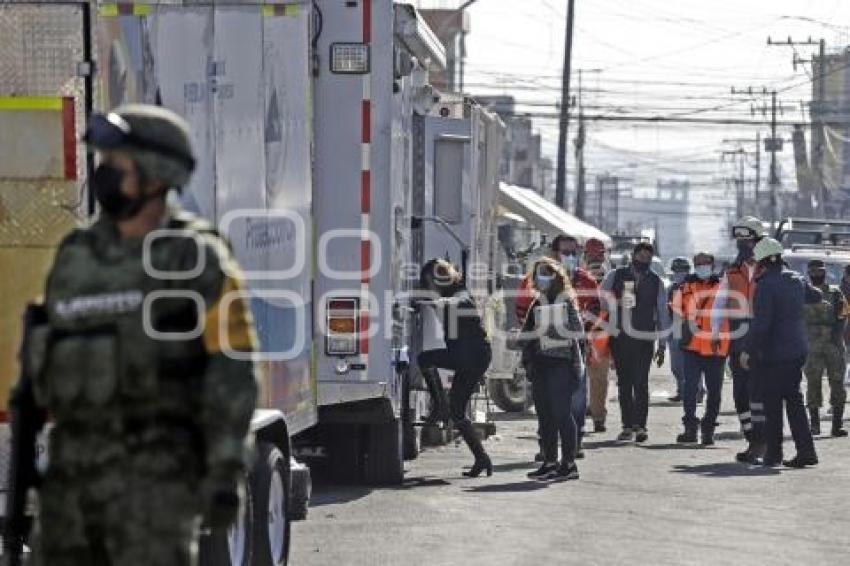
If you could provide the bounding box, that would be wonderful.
[487,373,531,413]
[364,418,404,485]
[252,442,291,566]
[198,481,253,566]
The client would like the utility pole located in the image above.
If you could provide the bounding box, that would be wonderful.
[574,68,600,220]
[769,90,779,223]
[721,148,747,218]
[722,136,761,213]
[555,0,576,210]
[574,98,586,218]
[768,35,827,216]
[732,86,784,223]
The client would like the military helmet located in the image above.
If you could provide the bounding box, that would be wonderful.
[807,259,826,270]
[85,104,196,189]
[753,237,784,262]
[669,256,692,273]
[732,216,766,239]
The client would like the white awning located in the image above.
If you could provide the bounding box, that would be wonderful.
[498,183,611,246]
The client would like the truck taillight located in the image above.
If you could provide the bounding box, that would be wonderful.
[326,298,359,356]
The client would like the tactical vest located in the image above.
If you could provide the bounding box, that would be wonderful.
[31,215,219,451]
[805,284,843,344]
[612,266,660,335]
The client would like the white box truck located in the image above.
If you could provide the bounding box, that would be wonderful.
[0,1,315,564]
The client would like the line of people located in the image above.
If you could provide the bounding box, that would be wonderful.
[416,216,849,481]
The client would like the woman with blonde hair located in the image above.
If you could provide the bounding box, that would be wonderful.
[521,257,586,481]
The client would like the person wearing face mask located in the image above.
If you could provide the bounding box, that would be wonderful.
[583,239,613,432]
[522,258,586,481]
[553,235,600,447]
[601,242,671,443]
[667,257,693,402]
[802,259,848,437]
[671,253,728,445]
[711,216,766,464]
[418,259,493,477]
[742,238,823,467]
[29,105,258,564]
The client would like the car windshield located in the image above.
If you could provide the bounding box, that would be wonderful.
[785,256,849,285]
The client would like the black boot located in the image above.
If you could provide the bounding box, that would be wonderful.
[735,440,763,464]
[676,423,698,444]
[700,424,715,446]
[457,421,492,478]
[783,453,818,468]
[422,367,449,425]
[809,406,821,436]
[832,405,848,437]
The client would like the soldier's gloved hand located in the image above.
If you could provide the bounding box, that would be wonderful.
[202,471,241,529]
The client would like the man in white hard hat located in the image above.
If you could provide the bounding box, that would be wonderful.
[710,216,766,463]
[742,238,822,467]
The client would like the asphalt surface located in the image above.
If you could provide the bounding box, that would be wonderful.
[292,365,850,565]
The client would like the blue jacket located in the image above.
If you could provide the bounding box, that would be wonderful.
[745,265,823,364]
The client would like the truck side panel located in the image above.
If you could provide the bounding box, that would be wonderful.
[314,0,402,411]
[91,3,317,435]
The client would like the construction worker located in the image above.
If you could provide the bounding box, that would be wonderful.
[671,253,728,445]
[584,238,611,432]
[803,259,848,437]
[601,242,670,443]
[743,237,822,467]
[711,216,765,463]
[30,105,258,564]
[667,257,693,402]
[418,259,493,478]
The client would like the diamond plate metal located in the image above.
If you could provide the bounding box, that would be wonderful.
[0,3,87,246]
[0,180,78,246]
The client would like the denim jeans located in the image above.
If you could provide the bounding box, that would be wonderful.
[532,360,580,463]
[571,367,588,435]
[682,351,725,428]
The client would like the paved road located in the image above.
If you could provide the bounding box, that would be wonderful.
[292,367,850,565]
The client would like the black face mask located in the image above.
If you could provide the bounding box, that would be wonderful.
[632,259,650,273]
[810,275,826,286]
[93,163,161,220]
[736,240,755,260]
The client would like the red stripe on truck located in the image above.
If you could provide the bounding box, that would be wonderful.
[363,0,372,44]
[62,97,76,180]
[361,100,371,143]
[361,170,371,213]
[360,240,371,283]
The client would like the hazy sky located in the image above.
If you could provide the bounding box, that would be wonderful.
[417,0,850,196]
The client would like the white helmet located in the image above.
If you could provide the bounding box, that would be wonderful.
[732,216,766,239]
[753,237,784,262]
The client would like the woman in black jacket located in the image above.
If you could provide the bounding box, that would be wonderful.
[523,257,586,481]
[417,259,493,477]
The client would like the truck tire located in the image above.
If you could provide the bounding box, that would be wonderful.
[198,481,253,566]
[364,418,404,485]
[251,442,291,566]
[488,373,532,413]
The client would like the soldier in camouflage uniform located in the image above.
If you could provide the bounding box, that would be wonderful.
[803,259,848,437]
[29,105,258,565]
